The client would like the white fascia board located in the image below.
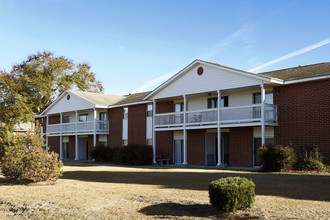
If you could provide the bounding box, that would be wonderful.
[144,59,283,100]
[109,100,153,109]
[41,90,96,115]
[34,115,46,118]
[284,75,330,84]
[40,91,69,115]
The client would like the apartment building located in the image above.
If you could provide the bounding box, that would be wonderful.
[36,60,330,167]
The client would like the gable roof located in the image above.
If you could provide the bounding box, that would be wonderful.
[144,59,283,100]
[259,62,330,81]
[69,90,124,107]
[113,91,151,106]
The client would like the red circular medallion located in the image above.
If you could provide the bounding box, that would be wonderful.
[197,67,203,75]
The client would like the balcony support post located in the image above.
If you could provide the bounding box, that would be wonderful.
[46,115,49,151]
[217,90,222,167]
[152,99,156,164]
[183,95,188,165]
[59,113,63,160]
[261,82,266,146]
[93,108,97,147]
[75,111,79,160]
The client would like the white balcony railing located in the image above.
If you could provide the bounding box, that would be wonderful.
[47,120,109,134]
[154,104,278,128]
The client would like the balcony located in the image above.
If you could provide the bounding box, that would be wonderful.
[47,120,109,135]
[154,104,277,129]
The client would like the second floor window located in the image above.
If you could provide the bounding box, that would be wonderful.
[207,96,228,108]
[123,107,128,119]
[62,116,70,123]
[253,93,273,104]
[174,102,184,112]
[147,104,153,117]
[79,114,88,122]
[99,112,107,121]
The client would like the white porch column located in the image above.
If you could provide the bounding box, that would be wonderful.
[261,82,266,146]
[152,99,156,164]
[59,113,63,160]
[93,108,97,147]
[75,111,79,160]
[183,95,188,165]
[217,90,222,166]
[46,115,49,151]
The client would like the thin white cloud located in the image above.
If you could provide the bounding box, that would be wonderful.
[132,70,179,93]
[248,38,330,72]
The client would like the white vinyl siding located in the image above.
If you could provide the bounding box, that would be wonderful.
[152,65,263,100]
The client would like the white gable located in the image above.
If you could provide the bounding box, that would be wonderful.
[151,63,264,99]
[45,91,94,115]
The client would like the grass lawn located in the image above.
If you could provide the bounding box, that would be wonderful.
[0,162,329,219]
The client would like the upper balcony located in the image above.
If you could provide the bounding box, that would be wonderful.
[154,103,277,130]
[47,120,109,135]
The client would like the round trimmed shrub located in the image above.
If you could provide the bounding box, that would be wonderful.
[208,177,255,212]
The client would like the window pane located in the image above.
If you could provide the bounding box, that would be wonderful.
[99,112,107,121]
[266,93,273,104]
[254,93,261,104]
[79,114,88,122]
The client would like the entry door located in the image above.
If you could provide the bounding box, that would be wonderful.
[78,138,88,160]
[174,140,183,164]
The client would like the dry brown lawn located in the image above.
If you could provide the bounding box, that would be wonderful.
[0,162,329,219]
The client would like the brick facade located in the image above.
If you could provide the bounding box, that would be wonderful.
[156,101,173,113]
[128,104,147,145]
[274,79,330,163]
[68,136,76,160]
[48,136,60,155]
[229,127,253,167]
[108,107,123,148]
[156,131,173,162]
[48,115,60,125]
[187,130,205,165]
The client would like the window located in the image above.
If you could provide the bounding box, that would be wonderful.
[99,112,107,121]
[174,102,184,112]
[146,139,153,146]
[79,114,88,122]
[62,116,70,123]
[253,138,274,166]
[253,93,273,104]
[123,107,128,119]
[122,139,128,146]
[99,141,107,147]
[62,142,69,159]
[147,104,153,117]
[207,96,228,108]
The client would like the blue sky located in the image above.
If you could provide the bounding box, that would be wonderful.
[0,0,329,95]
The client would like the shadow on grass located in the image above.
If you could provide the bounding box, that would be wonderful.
[139,203,218,218]
[61,169,330,202]
[0,176,33,186]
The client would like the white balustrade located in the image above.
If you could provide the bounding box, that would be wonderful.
[154,104,278,128]
[47,120,109,134]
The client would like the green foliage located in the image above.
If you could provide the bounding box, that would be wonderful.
[0,129,63,182]
[89,145,119,162]
[0,51,104,126]
[257,145,297,172]
[119,144,153,165]
[89,144,153,166]
[208,177,255,212]
[301,147,326,171]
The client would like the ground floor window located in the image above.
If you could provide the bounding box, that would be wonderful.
[99,141,107,147]
[253,138,274,166]
[146,139,152,146]
[122,139,128,146]
[62,142,69,159]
